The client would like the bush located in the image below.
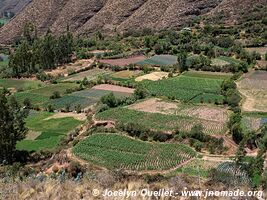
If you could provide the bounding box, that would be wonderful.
[50,91,61,99]
[101,93,117,108]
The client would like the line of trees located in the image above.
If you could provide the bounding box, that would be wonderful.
[9,29,74,78]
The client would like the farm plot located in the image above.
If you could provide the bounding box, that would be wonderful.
[216,162,251,185]
[135,72,169,82]
[174,158,219,178]
[62,68,112,82]
[245,47,267,56]
[128,98,229,123]
[0,79,44,91]
[111,70,141,79]
[96,107,228,134]
[17,111,83,151]
[142,74,224,103]
[13,82,79,106]
[92,84,135,94]
[45,59,94,77]
[237,70,267,112]
[73,133,196,171]
[183,71,232,80]
[217,56,241,65]
[136,55,177,66]
[47,88,132,110]
[99,55,146,67]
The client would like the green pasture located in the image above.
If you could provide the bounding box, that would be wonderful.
[17,111,83,151]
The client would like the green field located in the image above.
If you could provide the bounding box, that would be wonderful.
[217,56,241,65]
[0,79,44,90]
[13,82,79,106]
[47,88,132,110]
[73,133,196,171]
[96,107,228,134]
[136,55,177,66]
[183,71,232,80]
[142,74,224,103]
[17,111,83,151]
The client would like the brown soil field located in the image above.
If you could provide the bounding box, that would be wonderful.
[245,47,267,55]
[112,70,141,79]
[128,98,178,114]
[99,55,146,66]
[92,84,135,94]
[238,70,267,112]
[45,59,94,77]
[128,98,229,123]
[135,72,169,82]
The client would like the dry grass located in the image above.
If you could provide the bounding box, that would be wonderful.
[135,72,169,82]
[112,70,140,79]
[44,112,87,121]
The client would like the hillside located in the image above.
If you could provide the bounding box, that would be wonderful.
[0,0,267,43]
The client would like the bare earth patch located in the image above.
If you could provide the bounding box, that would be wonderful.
[25,130,42,140]
[44,112,87,121]
[128,98,178,114]
[112,70,141,79]
[45,59,94,77]
[237,71,267,112]
[135,72,169,82]
[245,47,267,55]
[99,55,145,67]
[128,98,228,123]
[92,84,135,94]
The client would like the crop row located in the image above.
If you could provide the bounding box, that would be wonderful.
[73,133,196,171]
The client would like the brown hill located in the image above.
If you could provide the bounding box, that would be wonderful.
[0,0,266,43]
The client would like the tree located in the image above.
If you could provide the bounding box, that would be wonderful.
[0,93,28,164]
[177,51,188,72]
[134,85,148,99]
[101,93,117,108]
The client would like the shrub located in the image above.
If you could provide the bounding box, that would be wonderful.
[50,91,61,99]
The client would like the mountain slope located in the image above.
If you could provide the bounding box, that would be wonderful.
[0,0,266,43]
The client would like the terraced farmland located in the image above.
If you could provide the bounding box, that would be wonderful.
[17,111,83,151]
[96,107,228,134]
[136,55,177,66]
[62,68,112,82]
[13,82,79,106]
[0,79,44,91]
[238,70,267,112]
[48,88,132,110]
[142,74,224,103]
[73,133,196,171]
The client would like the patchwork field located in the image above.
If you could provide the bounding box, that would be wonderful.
[0,79,44,91]
[48,88,132,110]
[73,133,196,171]
[62,68,112,82]
[135,71,169,82]
[237,70,267,112]
[136,55,177,66]
[17,111,83,151]
[142,72,225,103]
[99,55,145,66]
[96,102,229,134]
[13,83,79,106]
